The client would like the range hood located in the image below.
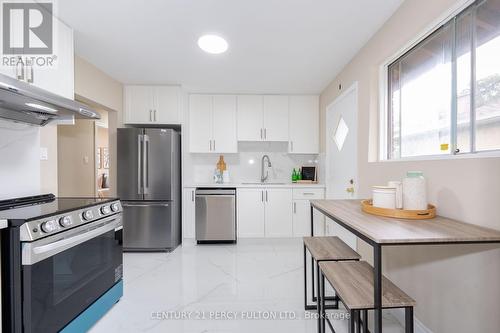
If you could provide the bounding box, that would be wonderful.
[0,73,100,126]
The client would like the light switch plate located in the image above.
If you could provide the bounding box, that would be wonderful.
[40,147,48,160]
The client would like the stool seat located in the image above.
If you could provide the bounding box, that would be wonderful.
[319,261,416,310]
[303,236,361,261]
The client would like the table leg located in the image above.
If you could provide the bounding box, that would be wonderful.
[374,244,382,333]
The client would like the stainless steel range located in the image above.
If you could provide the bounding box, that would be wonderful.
[0,194,123,333]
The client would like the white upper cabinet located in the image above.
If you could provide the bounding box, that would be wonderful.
[212,95,237,153]
[237,95,264,141]
[0,17,74,99]
[237,95,289,142]
[189,94,237,153]
[263,95,289,141]
[155,86,181,124]
[189,95,212,153]
[124,85,181,124]
[289,95,319,154]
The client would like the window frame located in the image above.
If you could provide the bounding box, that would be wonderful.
[379,0,500,161]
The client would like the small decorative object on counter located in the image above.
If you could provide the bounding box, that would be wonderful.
[372,186,396,209]
[217,155,227,172]
[222,170,230,183]
[297,168,302,181]
[388,181,403,209]
[292,168,298,182]
[403,171,427,210]
[213,169,223,184]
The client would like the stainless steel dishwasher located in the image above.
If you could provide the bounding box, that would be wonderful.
[195,188,236,244]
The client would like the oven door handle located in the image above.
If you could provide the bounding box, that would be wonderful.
[22,216,122,265]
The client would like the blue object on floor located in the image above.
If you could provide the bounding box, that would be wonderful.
[60,280,123,333]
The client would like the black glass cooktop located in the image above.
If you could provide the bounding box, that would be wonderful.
[0,194,118,223]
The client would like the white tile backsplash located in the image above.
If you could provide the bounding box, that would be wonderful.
[183,141,320,184]
[0,120,40,199]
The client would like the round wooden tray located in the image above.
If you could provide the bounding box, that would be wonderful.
[361,200,436,220]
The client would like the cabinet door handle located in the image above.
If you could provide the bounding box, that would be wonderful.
[209,140,212,151]
[264,128,267,140]
[25,59,34,83]
[261,191,264,202]
[260,128,263,140]
[265,190,268,202]
[191,190,194,202]
[293,202,296,213]
[213,140,216,151]
[149,110,152,122]
[154,109,157,122]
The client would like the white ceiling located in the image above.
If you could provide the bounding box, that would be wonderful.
[58,0,403,94]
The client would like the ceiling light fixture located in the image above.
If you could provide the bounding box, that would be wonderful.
[198,34,228,54]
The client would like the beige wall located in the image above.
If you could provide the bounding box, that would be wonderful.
[320,0,500,331]
[74,55,123,197]
[57,120,96,196]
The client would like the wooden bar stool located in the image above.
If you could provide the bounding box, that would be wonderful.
[303,236,361,311]
[318,261,416,333]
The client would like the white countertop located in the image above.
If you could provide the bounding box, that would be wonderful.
[185,182,326,189]
[0,219,7,229]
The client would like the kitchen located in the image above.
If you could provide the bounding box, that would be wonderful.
[1,0,500,333]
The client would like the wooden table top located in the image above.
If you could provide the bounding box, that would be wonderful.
[311,199,500,245]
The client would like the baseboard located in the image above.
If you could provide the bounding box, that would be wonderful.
[389,308,433,333]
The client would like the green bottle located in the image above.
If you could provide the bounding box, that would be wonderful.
[297,168,302,181]
[292,168,297,182]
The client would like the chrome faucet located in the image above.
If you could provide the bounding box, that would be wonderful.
[261,155,272,183]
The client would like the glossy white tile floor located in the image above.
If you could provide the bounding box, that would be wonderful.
[89,238,405,333]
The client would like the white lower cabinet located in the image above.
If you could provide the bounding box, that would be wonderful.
[237,188,293,238]
[264,188,293,237]
[293,201,325,237]
[237,189,266,238]
[182,188,196,239]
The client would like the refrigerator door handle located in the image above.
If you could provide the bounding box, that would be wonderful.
[143,134,150,195]
[137,134,143,195]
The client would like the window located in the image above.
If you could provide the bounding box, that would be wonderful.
[386,0,500,159]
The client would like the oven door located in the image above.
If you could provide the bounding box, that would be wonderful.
[21,214,123,333]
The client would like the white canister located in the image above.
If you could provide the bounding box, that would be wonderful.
[372,186,397,209]
[402,171,427,210]
[388,181,403,209]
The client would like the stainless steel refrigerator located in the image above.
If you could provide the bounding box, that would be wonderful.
[117,128,181,251]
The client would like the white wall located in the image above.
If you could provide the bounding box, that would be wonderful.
[0,120,40,199]
[319,0,500,331]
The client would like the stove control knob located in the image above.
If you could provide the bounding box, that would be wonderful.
[59,216,72,227]
[110,203,120,212]
[101,206,111,215]
[41,220,57,233]
[82,210,94,221]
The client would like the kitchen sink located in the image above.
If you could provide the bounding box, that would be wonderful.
[241,182,287,185]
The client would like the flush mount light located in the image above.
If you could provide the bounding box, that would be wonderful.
[198,34,228,54]
[25,103,57,113]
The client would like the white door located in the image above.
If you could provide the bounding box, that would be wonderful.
[125,86,153,124]
[212,95,237,153]
[182,188,196,239]
[189,95,212,153]
[155,86,181,124]
[237,95,264,141]
[264,188,293,237]
[263,95,289,141]
[289,96,319,154]
[325,83,358,250]
[237,189,265,238]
